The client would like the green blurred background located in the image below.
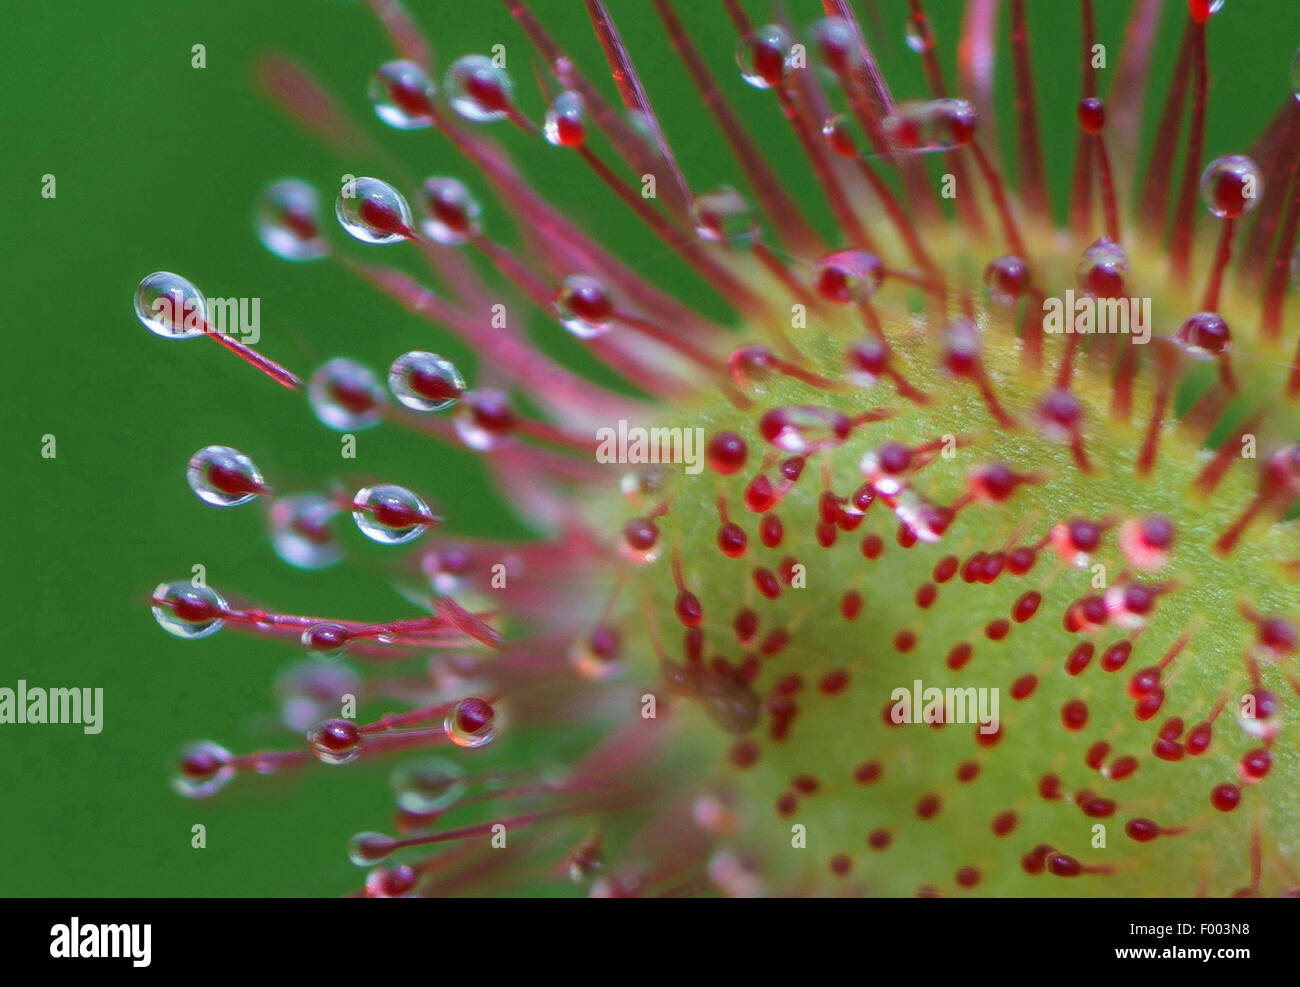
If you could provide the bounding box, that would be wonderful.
[2,0,1295,896]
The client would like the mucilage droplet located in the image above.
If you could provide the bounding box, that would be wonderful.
[388,351,465,412]
[336,177,412,244]
[352,484,438,545]
[187,445,266,507]
[135,271,207,339]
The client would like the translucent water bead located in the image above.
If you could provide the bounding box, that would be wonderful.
[736,24,796,89]
[276,662,362,733]
[1174,312,1232,359]
[882,98,977,151]
[256,179,328,261]
[812,249,884,303]
[152,582,228,640]
[369,60,437,129]
[420,177,482,245]
[309,718,364,765]
[366,864,418,898]
[301,622,351,659]
[1187,0,1225,24]
[553,274,614,339]
[186,445,265,507]
[1076,238,1130,299]
[544,91,586,147]
[905,15,931,53]
[347,831,396,866]
[444,697,496,748]
[134,271,207,338]
[984,256,1030,306]
[269,494,343,570]
[172,741,236,798]
[453,390,517,451]
[308,358,386,431]
[336,177,412,244]
[444,55,514,123]
[1200,155,1262,219]
[390,757,467,813]
[691,187,758,245]
[351,484,438,544]
[388,351,465,412]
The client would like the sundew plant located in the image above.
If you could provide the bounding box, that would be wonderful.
[133,0,1300,897]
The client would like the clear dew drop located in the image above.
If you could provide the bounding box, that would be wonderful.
[390,756,467,813]
[134,271,207,339]
[882,98,976,152]
[308,357,386,431]
[1189,0,1226,21]
[1174,312,1232,359]
[352,484,437,545]
[388,351,465,412]
[728,344,780,395]
[1269,444,1300,494]
[984,255,1030,306]
[309,717,364,765]
[369,59,437,129]
[759,405,852,454]
[256,179,328,261]
[810,16,857,75]
[366,864,417,898]
[1036,389,1084,445]
[152,582,228,640]
[822,111,868,158]
[269,493,343,570]
[443,697,496,749]
[619,517,661,564]
[620,464,669,501]
[1200,155,1262,219]
[1291,47,1300,102]
[420,177,482,245]
[453,390,516,451]
[1238,692,1280,741]
[736,24,796,89]
[444,54,514,123]
[301,622,351,659]
[568,845,604,886]
[347,831,396,867]
[544,90,586,147]
[708,851,765,898]
[186,445,265,507]
[553,274,614,339]
[335,176,412,244]
[812,249,884,303]
[1076,237,1130,298]
[421,544,475,595]
[905,15,930,53]
[276,662,362,732]
[570,626,622,681]
[691,187,758,245]
[845,338,888,389]
[173,740,235,798]
[942,318,982,376]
